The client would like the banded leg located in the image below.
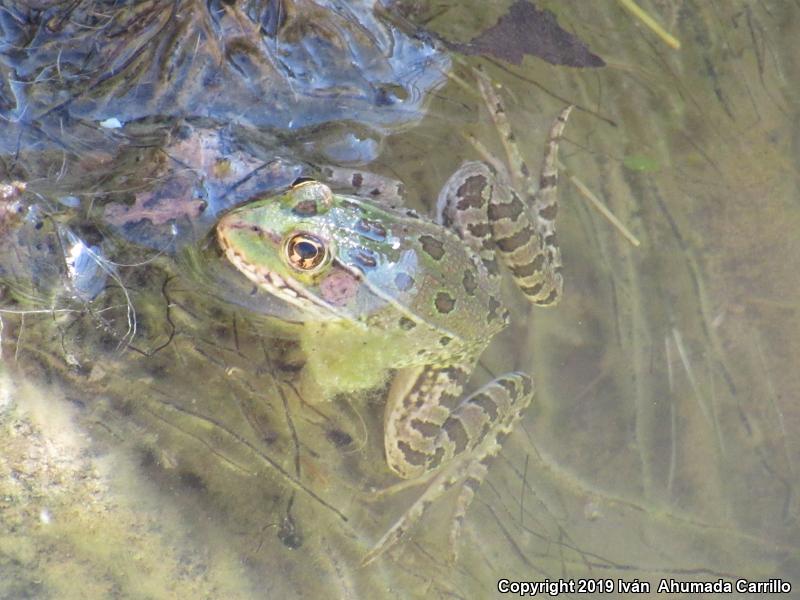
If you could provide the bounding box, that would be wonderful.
[366,371,533,565]
[478,72,572,306]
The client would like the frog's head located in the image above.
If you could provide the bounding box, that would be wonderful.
[216,180,366,322]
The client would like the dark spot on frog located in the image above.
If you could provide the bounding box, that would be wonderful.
[326,428,353,448]
[434,291,456,314]
[544,233,557,247]
[539,174,558,190]
[539,203,558,221]
[439,336,452,346]
[399,316,416,330]
[467,222,491,239]
[497,378,519,398]
[438,390,460,411]
[428,446,446,470]
[292,200,318,216]
[410,419,440,438]
[520,281,543,296]
[462,269,477,295]
[487,193,524,221]
[352,173,364,188]
[496,226,533,253]
[455,174,489,210]
[442,418,469,454]
[419,234,445,260]
[394,272,414,291]
[356,217,386,240]
[349,247,377,269]
[511,254,544,279]
[398,441,427,466]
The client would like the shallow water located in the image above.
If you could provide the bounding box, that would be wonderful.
[1,1,799,598]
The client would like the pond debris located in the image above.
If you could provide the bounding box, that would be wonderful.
[0,181,26,232]
[446,0,605,68]
[617,0,681,50]
[99,117,124,129]
[101,125,297,236]
[61,228,108,302]
[103,188,206,228]
[0,181,26,201]
[557,159,641,248]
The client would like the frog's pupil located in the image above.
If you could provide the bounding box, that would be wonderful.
[296,241,318,259]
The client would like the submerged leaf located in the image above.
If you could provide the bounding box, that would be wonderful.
[450,0,604,67]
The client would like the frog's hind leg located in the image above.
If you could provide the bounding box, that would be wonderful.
[435,161,504,283]
[475,73,572,307]
[363,372,533,566]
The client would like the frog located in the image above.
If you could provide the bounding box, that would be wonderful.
[215,70,572,565]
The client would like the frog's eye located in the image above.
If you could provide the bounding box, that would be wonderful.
[284,233,328,272]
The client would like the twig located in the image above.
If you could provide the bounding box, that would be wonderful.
[617,0,681,50]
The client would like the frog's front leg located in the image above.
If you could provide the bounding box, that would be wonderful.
[363,365,533,564]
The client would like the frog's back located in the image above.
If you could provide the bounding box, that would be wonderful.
[335,199,508,352]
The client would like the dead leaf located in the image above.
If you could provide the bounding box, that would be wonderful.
[448,0,604,67]
[104,181,205,227]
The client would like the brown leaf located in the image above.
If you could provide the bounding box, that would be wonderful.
[450,0,604,68]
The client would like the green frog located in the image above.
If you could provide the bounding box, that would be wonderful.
[216,72,571,565]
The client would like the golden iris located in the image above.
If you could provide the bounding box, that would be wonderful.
[284,233,327,271]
